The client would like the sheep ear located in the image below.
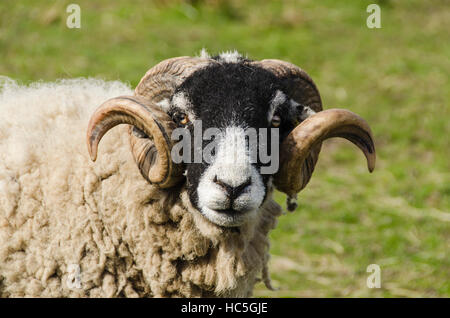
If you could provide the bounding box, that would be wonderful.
[87,95,184,188]
[288,100,317,125]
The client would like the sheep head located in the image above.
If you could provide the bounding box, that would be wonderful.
[87,53,375,227]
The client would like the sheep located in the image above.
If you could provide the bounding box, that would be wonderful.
[0,52,376,297]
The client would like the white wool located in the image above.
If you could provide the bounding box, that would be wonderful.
[197,49,244,63]
[0,78,132,174]
[156,98,171,112]
[198,48,211,59]
[218,50,244,63]
[171,91,197,120]
[0,78,283,297]
[172,91,192,111]
[268,90,287,122]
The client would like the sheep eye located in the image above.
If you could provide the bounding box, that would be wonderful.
[180,114,189,125]
[174,112,189,126]
[271,115,281,127]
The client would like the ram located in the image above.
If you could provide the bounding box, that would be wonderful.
[0,51,375,297]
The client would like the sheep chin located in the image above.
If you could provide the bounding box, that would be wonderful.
[200,206,258,227]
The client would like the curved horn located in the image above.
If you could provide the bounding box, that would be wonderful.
[250,59,322,112]
[87,95,183,188]
[135,56,215,102]
[88,56,214,188]
[273,109,376,198]
[251,59,375,211]
[126,56,214,187]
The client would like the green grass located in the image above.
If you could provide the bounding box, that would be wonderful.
[1,0,448,297]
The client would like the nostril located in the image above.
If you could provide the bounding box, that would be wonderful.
[235,178,252,195]
[213,176,251,200]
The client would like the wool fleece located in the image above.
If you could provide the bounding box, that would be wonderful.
[0,78,282,297]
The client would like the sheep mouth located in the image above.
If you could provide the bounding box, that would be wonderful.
[200,206,257,227]
[214,208,250,215]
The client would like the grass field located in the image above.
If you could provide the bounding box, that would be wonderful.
[1,0,448,297]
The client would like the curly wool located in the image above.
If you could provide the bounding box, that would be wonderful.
[0,78,283,297]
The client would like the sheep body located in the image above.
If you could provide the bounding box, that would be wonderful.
[0,78,282,297]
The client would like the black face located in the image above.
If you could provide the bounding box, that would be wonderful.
[167,60,304,226]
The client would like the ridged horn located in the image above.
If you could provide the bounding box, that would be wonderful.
[135,56,215,102]
[250,59,323,112]
[273,109,376,197]
[130,57,214,186]
[252,59,375,210]
[87,56,214,188]
[250,59,323,204]
[87,95,183,188]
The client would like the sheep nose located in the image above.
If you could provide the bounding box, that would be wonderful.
[213,176,251,200]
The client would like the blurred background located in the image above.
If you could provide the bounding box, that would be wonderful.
[0,0,448,297]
